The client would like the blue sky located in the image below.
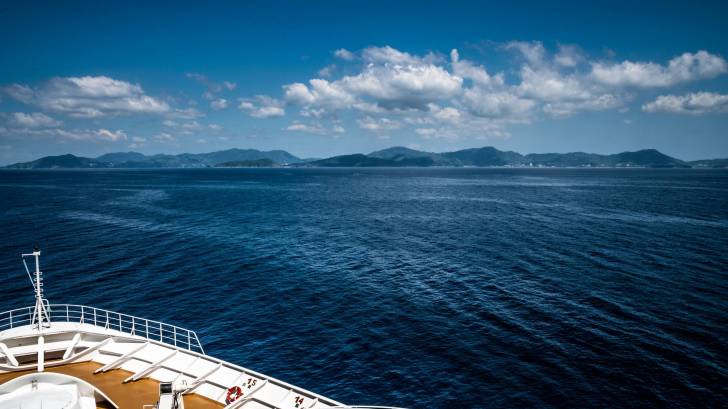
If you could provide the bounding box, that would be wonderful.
[1,0,727,164]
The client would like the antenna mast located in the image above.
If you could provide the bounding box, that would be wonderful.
[22,247,50,330]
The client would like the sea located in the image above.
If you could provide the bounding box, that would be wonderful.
[0,168,726,408]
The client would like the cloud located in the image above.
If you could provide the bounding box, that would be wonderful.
[591,51,727,87]
[357,116,402,131]
[554,44,584,68]
[167,107,205,119]
[54,128,127,142]
[543,94,621,117]
[334,48,355,61]
[318,64,336,78]
[642,92,728,115]
[505,41,546,65]
[462,89,535,118]
[362,45,422,65]
[210,98,228,110]
[415,128,436,137]
[186,73,237,101]
[285,121,344,135]
[3,76,170,117]
[239,95,285,118]
[153,132,175,142]
[7,112,61,128]
[95,129,127,141]
[242,44,728,141]
[451,49,503,86]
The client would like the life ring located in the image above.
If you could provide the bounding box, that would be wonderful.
[226,386,243,404]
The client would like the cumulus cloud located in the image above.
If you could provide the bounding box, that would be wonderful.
[334,48,355,61]
[505,41,546,65]
[554,44,584,68]
[7,112,61,128]
[95,129,127,141]
[210,98,228,110]
[642,92,728,115]
[463,89,535,118]
[318,64,336,78]
[543,94,621,117]
[3,76,170,117]
[154,132,175,142]
[357,116,402,131]
[285,121,344,135]
[239,95,285,118]
[239,44,727,141]
[450,49,503,86]
[591,51,727,87]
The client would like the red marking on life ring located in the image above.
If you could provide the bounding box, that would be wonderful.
[226,386,243,404]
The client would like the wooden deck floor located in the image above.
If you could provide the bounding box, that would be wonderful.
[0,361,223,409]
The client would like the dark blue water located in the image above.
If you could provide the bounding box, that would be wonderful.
[0,168,726,408]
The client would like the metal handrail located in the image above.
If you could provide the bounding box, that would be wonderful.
[0,304,204,353]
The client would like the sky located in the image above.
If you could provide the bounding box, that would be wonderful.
[1,0,727,164]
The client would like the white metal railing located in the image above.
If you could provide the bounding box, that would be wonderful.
[0,304,204,353]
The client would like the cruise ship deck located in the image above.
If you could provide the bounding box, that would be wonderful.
[0,361,222,408]
[0,249,402,409]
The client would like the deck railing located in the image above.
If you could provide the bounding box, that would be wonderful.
[0,304,204,353]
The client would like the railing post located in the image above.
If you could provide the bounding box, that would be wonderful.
[66,305,69,322]
[131,317,135,335]
[80,306,84,324]
[145,320,149,340]
[94,308,97,327]
[173,327,177,347]
[159,322,163,342]
[119,313,122,331]
[9,310,12,329]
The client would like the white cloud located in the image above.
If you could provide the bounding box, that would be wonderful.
[463,88,535,118]
[285,121,344,135]
[642,92,728,115]
[543,94,621,117]
[415,128,436,137]
[451,49,503,86]
[168,108,205,119]
[362,45,422,65]
[554,44,584,68]
[334,48,355,61]
[211,98,228,110]
[7,112,61,128]
[3,76,170,117]
[223,81,237,90]
[241,44,728,143]
[591,51,727,87]
[505,41,546,65]
[357,116,402,131]
[153,132,175,142]
[340,63,462,110]
[95,129,127,141]
[318,64,336,78]
[283,79,355,109]
[239,95,285,118]
[517,66,591,101]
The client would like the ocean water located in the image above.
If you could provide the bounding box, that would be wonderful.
[0,168,726,408]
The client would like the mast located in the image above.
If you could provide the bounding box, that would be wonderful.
[22,247,50,331]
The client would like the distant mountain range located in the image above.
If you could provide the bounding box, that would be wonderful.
[5,149,301,169]
[303,147,722,168]
[4,146,728,169]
